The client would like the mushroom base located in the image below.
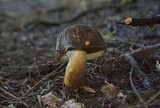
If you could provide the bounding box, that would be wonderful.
[64,50,88,89]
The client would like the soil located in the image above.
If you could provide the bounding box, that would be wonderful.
[0,0,160,108]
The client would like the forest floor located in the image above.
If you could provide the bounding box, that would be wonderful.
[0,0,160,108]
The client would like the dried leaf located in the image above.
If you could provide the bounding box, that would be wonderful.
[117,92,127,105]
[41,91,63,108]
[60,99,84,108]
[37,95,42,107]
[101,81,117,99]
[108,92,127,108]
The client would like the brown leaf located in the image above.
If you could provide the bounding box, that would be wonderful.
[60,99,84,108]
[101,81,117,99]
[41,91,63,108]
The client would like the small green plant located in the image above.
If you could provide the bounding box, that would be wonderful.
[156,61,160,72]
[8,104,16,108]
[102,31,116,41]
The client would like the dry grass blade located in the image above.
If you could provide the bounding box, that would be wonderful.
[0,87,28,107]
[147,90,160,105]
[21,63,66,98]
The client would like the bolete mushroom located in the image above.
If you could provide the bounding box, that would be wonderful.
[55,24,106,90]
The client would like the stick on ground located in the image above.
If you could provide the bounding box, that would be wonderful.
[117,15,160,27]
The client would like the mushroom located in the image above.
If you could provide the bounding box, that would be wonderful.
[55,24,106,90]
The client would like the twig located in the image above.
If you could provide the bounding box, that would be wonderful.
[147,90,160,105]
[132,43,160,57]
[0,93,8,99]
[86,62,102,68]
[21,63,65,98]
[113,43,160,61]
[0,87,28,107]
[116,39,160,57]
[129,66,148,108]
[116,37,144,47]
[125,53,148,107]
[123,54,151,89]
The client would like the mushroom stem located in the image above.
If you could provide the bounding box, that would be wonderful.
[64,50,87,89]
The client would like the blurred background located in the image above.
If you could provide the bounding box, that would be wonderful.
[0,0,160,55]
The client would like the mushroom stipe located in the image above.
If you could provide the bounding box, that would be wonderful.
[64,50,87,89]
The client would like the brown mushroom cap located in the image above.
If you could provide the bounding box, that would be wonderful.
[56,24,106,61]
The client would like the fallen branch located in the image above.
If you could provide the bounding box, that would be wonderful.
[117,15,160,27]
